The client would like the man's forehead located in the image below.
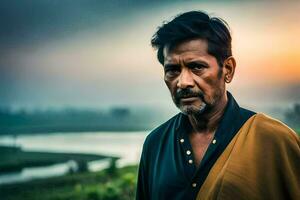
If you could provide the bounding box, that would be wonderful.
[163,39,209,63]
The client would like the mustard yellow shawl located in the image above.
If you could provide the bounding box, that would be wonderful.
[197,113,300,200]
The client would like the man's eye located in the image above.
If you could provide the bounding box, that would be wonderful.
[164,67,180,75]
[190,64,204,70]
[164,69,179,78]
[165,69,179,73]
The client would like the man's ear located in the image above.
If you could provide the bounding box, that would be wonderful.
[222,56,236,83]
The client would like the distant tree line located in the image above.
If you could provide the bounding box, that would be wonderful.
[0,107,164,135]
[285,103,300,131]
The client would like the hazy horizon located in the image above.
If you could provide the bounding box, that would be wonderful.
[1,1,299,119]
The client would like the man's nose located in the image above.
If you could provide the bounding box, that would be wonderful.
[177,69,195,89]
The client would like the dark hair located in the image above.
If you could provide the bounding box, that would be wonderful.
[151,11,232,67]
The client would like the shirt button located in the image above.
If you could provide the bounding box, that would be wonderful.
[180,139,184,143]
[188,159,193,164]
[212,139,217,144]
[192,183,197,187]
[186,150,191,155]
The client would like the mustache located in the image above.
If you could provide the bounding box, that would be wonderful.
[175,88,204,100]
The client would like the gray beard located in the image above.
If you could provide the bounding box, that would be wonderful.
[178,101,208,116]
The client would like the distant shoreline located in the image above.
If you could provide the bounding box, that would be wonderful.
[0,106,163,136]
[0,145,116,174]
[0,127,152,135]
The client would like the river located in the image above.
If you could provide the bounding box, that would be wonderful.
[0,131,149,185]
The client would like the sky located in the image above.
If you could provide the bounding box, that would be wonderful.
[1,0,299,118]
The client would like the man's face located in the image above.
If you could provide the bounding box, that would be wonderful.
[163,39,226,115]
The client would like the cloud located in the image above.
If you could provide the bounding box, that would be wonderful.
[0,0,157,47]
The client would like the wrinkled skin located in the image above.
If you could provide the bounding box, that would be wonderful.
[163,39,235,119]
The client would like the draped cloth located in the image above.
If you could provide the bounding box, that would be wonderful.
[196,113,300,200]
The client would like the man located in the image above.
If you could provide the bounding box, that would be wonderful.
[136,11,299,200]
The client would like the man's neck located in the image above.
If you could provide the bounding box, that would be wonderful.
[188,93,228,134]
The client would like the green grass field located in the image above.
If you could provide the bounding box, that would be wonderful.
[0,145,132,200]
[0,165,138,200]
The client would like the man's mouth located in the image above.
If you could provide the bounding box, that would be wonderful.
[180,96,199,103]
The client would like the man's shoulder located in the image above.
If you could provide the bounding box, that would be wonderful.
[249,113,299,145]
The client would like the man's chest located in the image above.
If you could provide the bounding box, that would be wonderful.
[148,132,215,199]
[188,132,215,168]
[149,139,200,200]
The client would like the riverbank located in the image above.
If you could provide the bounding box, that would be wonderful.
[0,146,114,173]
[0,164,138,200]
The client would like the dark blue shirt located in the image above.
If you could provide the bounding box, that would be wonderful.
[136,92,255,200]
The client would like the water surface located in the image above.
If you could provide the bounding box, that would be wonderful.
[0,131,149,184]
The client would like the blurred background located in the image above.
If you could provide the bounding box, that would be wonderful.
[0,1,299,200]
